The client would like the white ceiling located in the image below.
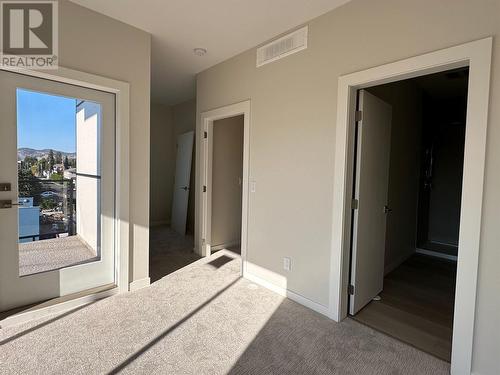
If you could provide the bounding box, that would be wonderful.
[70,0,351,105]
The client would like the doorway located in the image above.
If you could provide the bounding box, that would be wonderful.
[348,69,468,361]
[331,39,492,373]
[210,115,244,255]
[148,101,198,284]
[0,68,127,318]
[200,100,250,271]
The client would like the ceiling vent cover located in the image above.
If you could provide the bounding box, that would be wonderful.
[256,26,308,67]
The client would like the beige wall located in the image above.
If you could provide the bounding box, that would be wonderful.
[150,103,174,226]
[149,99,196,232]
[59,0,151,282]
[211,116,244,247]
[195,0,500,373]
[367,82,422,274]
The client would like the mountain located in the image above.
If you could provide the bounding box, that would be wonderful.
[17,148,76,161]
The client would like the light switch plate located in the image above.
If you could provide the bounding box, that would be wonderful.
[250,181,256,193]
[283,257,291,271]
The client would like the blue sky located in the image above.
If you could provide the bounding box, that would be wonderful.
[17,89,77,153]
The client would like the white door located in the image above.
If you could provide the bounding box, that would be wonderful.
[0,70,116,312]
[349,90,392,315]
[171,131,194,235]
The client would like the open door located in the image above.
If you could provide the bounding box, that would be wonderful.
[349,90,392,315]
[171,131,194,235]
[0,70,116,312]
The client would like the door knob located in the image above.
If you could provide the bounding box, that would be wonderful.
[0,200,22,209]
[181,186,189,191]
[383,205,392,214]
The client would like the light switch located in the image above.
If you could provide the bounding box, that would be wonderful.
[250,181,256,193]
[283,257,291,271]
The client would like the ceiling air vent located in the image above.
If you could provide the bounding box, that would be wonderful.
[256,26,308,68]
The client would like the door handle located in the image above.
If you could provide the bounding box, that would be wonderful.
[181,186,189,191]
[383,205,392,214]
[0,200,23,209]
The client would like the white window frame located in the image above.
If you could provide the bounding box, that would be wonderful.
[0,65,130,320]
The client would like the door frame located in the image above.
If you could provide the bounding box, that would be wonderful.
[0,66,130,298]
[329,37,492,374]
[199,100,250,275]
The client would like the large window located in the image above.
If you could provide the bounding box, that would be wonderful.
[17,89,102,276]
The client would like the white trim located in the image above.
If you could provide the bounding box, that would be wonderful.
[129,277,151,291]
[0,66,130,297]
[210,241,241,252]
[416,248,458,262]
[199,100,251,277]
[0,287,118,328]
[330,38,492,375]
[244,270,330,317]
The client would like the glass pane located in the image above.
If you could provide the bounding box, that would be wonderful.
[17,89,102,276]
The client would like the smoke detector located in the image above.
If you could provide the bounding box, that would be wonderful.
[193,48,207,56]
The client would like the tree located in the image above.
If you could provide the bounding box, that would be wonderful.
[63,155,69,169]
[55,151,63,165]
[48,149,55,171]
[23,156,38,169]
[38,158,47,176]
[50,172,63,181]
[18,168,42,202]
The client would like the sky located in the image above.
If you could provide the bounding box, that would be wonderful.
[17,89,77,153]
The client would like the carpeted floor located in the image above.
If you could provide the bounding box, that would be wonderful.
[149,226,200,282]
[0,250,450,375]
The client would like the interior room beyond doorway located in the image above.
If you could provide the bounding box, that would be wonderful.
[209,115,244,256]
[349,68,469,362]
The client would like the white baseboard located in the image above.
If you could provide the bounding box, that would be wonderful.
[416,248,457,261]
[243,270,330,318]
[210,241,241,252]
[129,277,151,291]
[0,287,118,328]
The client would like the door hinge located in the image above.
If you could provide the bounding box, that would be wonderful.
[348,284,355,295]
[355,110,363,122]
[203,131,208,139]
[203,185,207,192]
[351,198,359,210]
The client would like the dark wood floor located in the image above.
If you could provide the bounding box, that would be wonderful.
[351,253,457,362]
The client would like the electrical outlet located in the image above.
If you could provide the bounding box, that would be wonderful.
[283,257,291,271]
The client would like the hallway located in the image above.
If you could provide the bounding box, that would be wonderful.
[149,226,200,282]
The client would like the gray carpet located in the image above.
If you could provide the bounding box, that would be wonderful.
[149,226,200,282]
[0,250,450,374]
